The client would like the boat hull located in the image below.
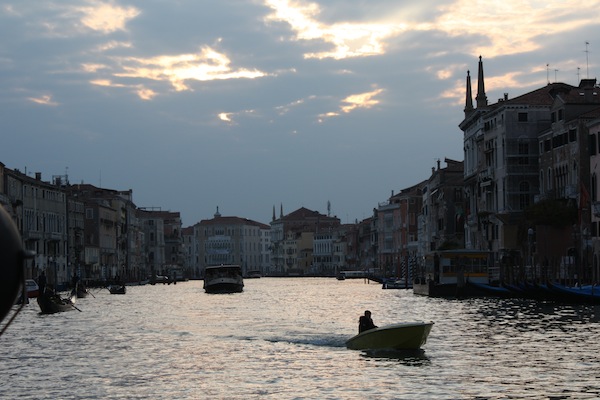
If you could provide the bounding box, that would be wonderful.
[203,265,244,293]
[346,322,433,350]
[37,294,76,314]
[204,279,244,294]
[108,285,126,294]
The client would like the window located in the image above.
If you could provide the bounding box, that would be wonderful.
[85,208,93,219]
[519,181,530,209]
[518,142,529,165]
[518,112,528,122]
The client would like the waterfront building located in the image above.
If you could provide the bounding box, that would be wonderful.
[270,206,340,276]
[395,184,423,282]
[375,192,399,278]
[3,169,69,286]
[588,117,600,284]
[196,208,270,277]
[161,211,183,274]
[376,183,423,280]
[181,226,197,278]
[67,184,145,282]
[459,56,580,280]
[420,159,465,253]
[137,208,169,278]
[67,195,85,280]
[536,80,600,283]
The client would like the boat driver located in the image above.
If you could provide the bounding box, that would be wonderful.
[358,310,378,333]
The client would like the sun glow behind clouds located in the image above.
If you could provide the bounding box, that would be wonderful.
[319,87,383,121]
[76,2,140,33]
[114,46,268,93]
[264,0,599,62]
[264,0,403,59]
[432,0,599,57]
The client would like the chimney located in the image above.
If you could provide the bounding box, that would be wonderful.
[35,172,41,180]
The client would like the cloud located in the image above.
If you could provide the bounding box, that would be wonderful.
[113,46,269,93]
[264,0,404,59]
[318,87,384,121]
[75,1,140,33]
[430,0,600,57]
[27,94,59,106]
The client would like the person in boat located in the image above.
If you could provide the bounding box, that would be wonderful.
[37,271,47,296]
[71,272,80,289]
[358,310,378,333]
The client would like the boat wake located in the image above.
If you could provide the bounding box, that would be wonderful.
[247,334,349,348]
[361,348,431,363]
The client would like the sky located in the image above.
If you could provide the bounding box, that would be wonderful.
[1,1,600,227]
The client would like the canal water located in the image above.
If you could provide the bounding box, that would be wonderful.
[1,278,599,399]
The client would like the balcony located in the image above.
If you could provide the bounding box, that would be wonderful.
[479,167,494,181]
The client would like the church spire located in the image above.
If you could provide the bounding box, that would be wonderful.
[272,205,276,221]
[464,70,474,116]
[476,55,488,108]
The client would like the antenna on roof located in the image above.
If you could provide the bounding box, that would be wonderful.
[585,41,590,79]
[554,69,559,82]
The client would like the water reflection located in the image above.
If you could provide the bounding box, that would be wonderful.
[2,279,600,399]
[360,348,431,366]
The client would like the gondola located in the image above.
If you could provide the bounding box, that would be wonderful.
[108,284,126,294]
[37,291,76,314]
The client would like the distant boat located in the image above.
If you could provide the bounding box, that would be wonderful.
[382,279,412,289]
[246,270,262,279]
[203,265,244,293]
[413,250,492,298]
[108,285,126,294]
[71,283,89,298]
[25,279,40,298]
[547,282,600,304]
[346,322,434,351]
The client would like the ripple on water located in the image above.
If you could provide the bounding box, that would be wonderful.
[1,279,599,399]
